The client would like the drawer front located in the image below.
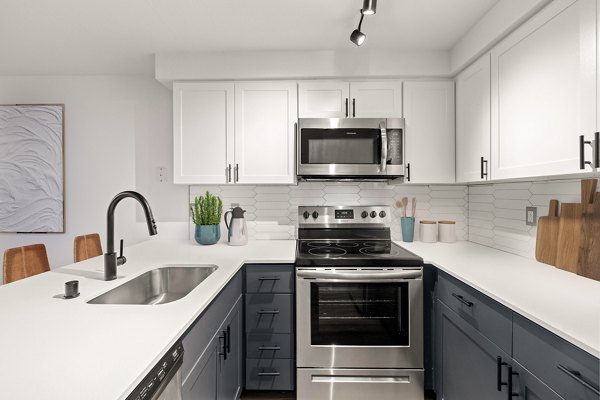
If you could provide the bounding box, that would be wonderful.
[246,294,293,334]
[246,333,295,359]
[245,358,295,390]
[437,272,512,354]
[245,264,294,294]
[513,313,599,400]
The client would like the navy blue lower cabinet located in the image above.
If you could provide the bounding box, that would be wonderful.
[511,361,565,400]
[436,300,510,400]
[182,272,243,400]
[244,264,295,391]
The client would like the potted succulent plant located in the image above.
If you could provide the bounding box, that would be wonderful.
[190,191,223,245]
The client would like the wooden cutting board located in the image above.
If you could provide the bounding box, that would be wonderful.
[579,193,600,281]
[555,202,583,273]
[535,200,560,265]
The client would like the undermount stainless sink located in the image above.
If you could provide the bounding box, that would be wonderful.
[87,265,218,305]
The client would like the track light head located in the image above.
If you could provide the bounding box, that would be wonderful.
[350,29,366,46]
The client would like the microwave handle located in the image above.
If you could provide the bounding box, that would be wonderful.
[380,122,387,172]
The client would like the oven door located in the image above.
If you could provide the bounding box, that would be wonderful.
[296,268,423,369]
[297,118,388,177]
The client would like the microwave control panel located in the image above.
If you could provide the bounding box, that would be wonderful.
[387,129,403,165]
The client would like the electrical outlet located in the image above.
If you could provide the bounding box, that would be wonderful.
[526,206,537,226]
[158,166,167,183]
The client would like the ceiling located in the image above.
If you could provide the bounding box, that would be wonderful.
[0,0,499,75]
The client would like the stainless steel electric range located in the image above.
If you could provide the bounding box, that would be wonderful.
[295,206,425,400]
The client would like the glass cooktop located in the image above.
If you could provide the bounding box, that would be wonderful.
[295,240,423,266]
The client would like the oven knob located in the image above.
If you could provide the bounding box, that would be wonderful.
[370,211,377,218]
[379,211,386,218]
[303,211,310,220]
[312,211,319,219]
[361,211,368,218]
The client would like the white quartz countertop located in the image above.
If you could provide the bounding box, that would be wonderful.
[0,239,295,400]
[399,241,600,358]
[0,238,598,400]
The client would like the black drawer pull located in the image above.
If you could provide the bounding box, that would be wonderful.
[257,310,280,315]
[258,276,281,281]
[558,364,600,395]
[497,357,508,391]
[507,367,519,399]
[258,371,281,377]
[452,293,473,307]
[258,346,281,351]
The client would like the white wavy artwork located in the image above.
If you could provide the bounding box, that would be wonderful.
[0,105,64,232]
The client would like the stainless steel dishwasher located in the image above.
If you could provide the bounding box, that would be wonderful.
[126,342,184,400]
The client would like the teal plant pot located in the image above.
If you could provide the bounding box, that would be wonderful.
[401,217,415,242]
[195,224,221,245]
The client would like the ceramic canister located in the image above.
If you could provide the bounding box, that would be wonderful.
[419,220,437,243]
[438,220,456,243]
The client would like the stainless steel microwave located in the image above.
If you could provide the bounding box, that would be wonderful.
[297,118,404,180]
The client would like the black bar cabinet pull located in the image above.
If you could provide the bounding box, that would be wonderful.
[481,157,488,179]
[258,346,281,351]
[258,371,281,377]
[595,131,600,168]
[218,334,227,360]
[345,98,349,117]
[452,293,474,307]
[234,164,239,182]
[226,326,231,353]
[227,164,232,182]
[352,98,356,117]
[406,163,411,182]
[257,310,280,315]
[497,357,508,391]
[557,364,600,395]
[258,276,281,281]
[507,367,519,399]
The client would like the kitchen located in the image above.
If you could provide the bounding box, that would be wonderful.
[0,0,599,399]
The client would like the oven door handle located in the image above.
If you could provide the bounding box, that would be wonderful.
[297,270,422,280]
[380,122,388,172]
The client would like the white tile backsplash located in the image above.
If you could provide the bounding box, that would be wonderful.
[189,177,589,261]
[467,178,585,259]
[190,182,468,241]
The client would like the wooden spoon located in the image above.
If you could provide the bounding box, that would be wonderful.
[411,197,417,218]
[401,197,409,218]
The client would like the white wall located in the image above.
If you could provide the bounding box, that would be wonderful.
[0,76,187,270]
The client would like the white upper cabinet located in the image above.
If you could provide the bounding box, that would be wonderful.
[173,81,297,185]
[173,82,234,184]
[234,82,297,185]
[298,81,402,118]
[403,81,456,184]
[490,0,597,179]
[350,81,403,118]
[298,81,349,118]
[456,55,491,183]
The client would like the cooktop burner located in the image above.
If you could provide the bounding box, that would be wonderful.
[296,240,423,266]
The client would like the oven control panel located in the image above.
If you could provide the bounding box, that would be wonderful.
[299,206,391,226]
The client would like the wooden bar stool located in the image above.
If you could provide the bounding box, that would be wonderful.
[3,244,50,284]
[73,233,103,262]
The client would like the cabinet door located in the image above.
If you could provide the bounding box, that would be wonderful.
[403,81,455,184]
[234,82,297,184]
[173,82,234,184]
[436,300,508,400]
[182,334,219,400]
[350,81,403,118]
[490,0,596,179]
[298,81,350,118]
[456,55,492,183]
[512,361,565,400]
[218,297,243,400]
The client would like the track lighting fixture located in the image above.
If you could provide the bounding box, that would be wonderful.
[350,0,377,47]
[350,10,366,46]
